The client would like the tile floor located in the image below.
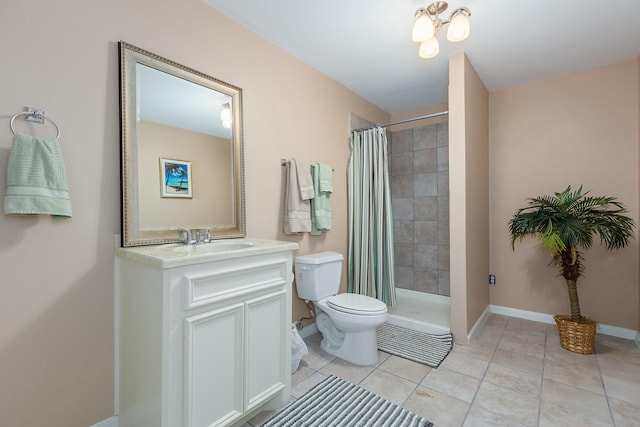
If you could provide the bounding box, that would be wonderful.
[246,314,640,427]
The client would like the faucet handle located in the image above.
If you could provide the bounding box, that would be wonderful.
[201,227,212,243]
[177,227,196,245]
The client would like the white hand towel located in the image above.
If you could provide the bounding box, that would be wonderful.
[284,159,311,234]
[295,159,314,200]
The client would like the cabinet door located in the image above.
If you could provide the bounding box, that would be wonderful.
[244,289,287,412]
[184,303,244,427]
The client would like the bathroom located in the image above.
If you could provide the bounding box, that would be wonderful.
[2,1,640,427]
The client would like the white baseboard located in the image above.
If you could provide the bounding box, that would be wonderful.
[597,322,639,340]
[467,305,492,343]
[489,305,639,340]
[490,305,555,325]
[91,416,118,427]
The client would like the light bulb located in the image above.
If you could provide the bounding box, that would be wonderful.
[412,13,435,42]
[419,37,439,59]
[447,10,470,42]
[220,103,231,122]
[222,120,231,129]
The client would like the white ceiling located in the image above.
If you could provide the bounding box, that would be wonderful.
[204,0,640,114]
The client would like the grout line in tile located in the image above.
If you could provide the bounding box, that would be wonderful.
[596,348,617,427]
[458,316,505,426]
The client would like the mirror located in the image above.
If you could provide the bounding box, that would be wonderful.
[119,42,245,247]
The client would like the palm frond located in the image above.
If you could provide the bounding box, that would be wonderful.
[510,186,635,255]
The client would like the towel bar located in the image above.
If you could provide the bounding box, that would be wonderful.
[10,110,61,140]
[280,159,334,171]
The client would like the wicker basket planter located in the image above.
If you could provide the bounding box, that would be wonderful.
[553,315,597,354]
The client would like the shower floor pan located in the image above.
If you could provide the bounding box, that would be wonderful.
[387,288,450,335]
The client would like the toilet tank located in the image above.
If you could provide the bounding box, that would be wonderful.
[294,251,343,300]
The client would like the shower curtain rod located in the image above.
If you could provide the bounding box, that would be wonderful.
[352,110,448,132]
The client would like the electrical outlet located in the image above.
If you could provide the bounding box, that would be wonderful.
[489,274,496,285]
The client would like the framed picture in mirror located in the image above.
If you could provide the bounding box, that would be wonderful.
[160,158,192,198]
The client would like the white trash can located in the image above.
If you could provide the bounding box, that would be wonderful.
[291,323,308,374]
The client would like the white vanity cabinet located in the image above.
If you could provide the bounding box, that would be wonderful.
[116,240,298,427]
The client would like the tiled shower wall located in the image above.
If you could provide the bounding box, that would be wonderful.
[389,122,450,296]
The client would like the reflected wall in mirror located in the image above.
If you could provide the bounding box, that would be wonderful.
[119,42,245,247]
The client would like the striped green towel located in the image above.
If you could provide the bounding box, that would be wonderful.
[4,133,72,220]
[310,162,332,235]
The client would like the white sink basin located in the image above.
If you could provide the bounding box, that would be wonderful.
[173,240,257,254]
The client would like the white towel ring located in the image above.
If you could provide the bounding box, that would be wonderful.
[10,112,61,140]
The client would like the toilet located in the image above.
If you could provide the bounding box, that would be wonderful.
[295,251,388,365]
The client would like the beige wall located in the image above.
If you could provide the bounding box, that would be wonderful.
[0,1,387,425]
[448,54,490,344]
[462,56,491,333]
[489,59,640,330]
[389,102,449,131]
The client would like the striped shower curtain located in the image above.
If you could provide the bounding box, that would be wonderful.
[347,127,396,307]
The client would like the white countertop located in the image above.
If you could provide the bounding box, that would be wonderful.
[116,238,299,269]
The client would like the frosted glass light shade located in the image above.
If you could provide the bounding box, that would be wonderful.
[412,14,435,42]
[419,37,439,58]
[220,104,231,122]
[447,10,470,42]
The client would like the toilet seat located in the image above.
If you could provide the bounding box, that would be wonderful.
[325,293,387,316]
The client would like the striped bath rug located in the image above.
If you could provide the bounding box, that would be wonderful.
[376,323,453,368]
[261,375,432,427]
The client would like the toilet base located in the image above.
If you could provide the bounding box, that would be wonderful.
[316,312,381,366]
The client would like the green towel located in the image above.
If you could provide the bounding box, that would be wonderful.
[4,133,72,220]
[318,162,333,193]
[311,162,332,235]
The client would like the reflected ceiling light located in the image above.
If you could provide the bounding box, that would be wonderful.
[221,102,231,129]
[412,1,470,59]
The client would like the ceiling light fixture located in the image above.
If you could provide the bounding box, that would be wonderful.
[412,1,470,59]
[221,102,231,129]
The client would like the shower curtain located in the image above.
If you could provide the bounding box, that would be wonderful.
[347,127,396,307]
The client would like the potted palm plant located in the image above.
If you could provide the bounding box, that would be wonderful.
[508,186,635,354]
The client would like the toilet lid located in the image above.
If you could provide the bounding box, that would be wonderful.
[326,293,387,315]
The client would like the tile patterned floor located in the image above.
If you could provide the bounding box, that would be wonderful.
[246,314,640,427]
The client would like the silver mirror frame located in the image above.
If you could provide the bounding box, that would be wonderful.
[119,42,245,247]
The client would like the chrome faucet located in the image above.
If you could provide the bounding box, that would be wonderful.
[178,227,198,245]
[178,226,216,245]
